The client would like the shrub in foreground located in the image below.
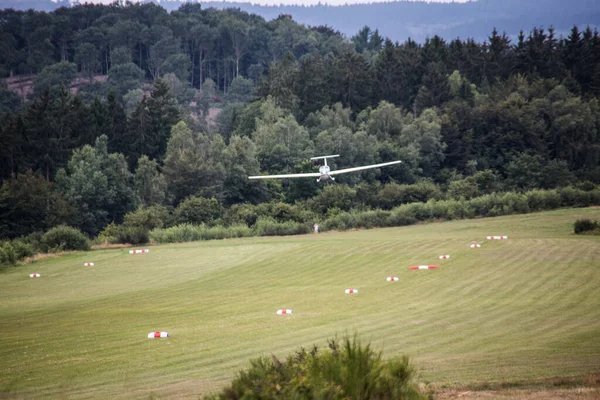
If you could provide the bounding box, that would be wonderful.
[574,219,600,235]
[205,336,424,400]
[40,225,91,252]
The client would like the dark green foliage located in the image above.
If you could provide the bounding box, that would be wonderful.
[123,205,169,231]
[0,170,74,239]
[573,219,599,234]
[0,241,18,265]
[206,335,423,400]
[149,223,252,243]
[10,239,35,259]
[40,225,91,252]
[253,217,310,236]
[114,226,149,245]
[0,89,22,114]
[173,197,223,226]
[34,62,76,94]
[376,182,442,209]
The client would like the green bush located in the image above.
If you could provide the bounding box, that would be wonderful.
[123,205,170,230]
[150,224,252,243]
[526,189,561,211]
[558,187,591,207]
[226,203,259,227]
[11,239,35,259]
[115,226,149,245]
[0,242,17,265]
[377,181,442,209]
[21,231,44,252]
[40,225,91,252]
[96,222,121,244]
[353,209,392,229]
[574,219,599,234]
[205,335,423,400]
[173,197,223,226]
[311,185,358,213]
[499,192,530,214]
[254,218,311,236]
[388,205,418,226]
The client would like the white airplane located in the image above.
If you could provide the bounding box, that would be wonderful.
[248,155,402,183]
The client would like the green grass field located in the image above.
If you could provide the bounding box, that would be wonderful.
[1,208,600,399]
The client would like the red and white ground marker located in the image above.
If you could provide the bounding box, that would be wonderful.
[470,244,481,248]
[84,262,94,266]
[386,276,399,281]
[345,288,358,294]
[409,265,439,270]
[29,273,40,278]
[486,235,508,240]
[439,255,450,259]
[276,309,293,315]
[129,249,150,254]
[147,332,168,338]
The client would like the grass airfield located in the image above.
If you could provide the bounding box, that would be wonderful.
[1,208,600,399]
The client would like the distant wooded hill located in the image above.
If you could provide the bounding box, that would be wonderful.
[1,0,599,42]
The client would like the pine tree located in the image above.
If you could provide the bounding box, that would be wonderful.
[374,40,403,105]
[414,62,451,114]
[147,78,180,160]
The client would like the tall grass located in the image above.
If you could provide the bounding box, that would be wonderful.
[149,224,252,243]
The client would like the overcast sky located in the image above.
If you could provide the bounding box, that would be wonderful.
[150,0,472,6]
[204,0,470,5]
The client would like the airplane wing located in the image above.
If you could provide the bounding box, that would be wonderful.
[328,160,402,176]
[248,172,321,179]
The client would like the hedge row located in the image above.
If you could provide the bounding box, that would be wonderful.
[150,187,600,244]
[149,223,253,243]
[149,218,312,244]
[321,187,600,232]
[0,225,90,268]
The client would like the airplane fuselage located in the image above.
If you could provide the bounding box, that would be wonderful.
[317,165,334,182]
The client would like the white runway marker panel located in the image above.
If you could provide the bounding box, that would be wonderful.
[470,244,481,248]
[129,249,150,254]
[409,265,439,270]
[345,289,358,294]
[84,262,94,266]
[148,332,168,338]
[29,273,40,278]
[439,255,450,259]
[486,235,508,240]
[276,309,293,315]
[386,276,399,281]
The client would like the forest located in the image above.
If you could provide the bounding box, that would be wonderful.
[1,1,600,255]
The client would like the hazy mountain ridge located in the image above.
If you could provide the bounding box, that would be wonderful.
[0,0,599,42]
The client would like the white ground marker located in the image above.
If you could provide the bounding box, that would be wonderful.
[129,249,150,254]
[486,235,508,240]
[29,273,40,278]
[439,255,450,259]
[276,309,293,315]
[409,265,439,270]
[386,276,399,281]
[147,332,168,338]
[345,288,358,294]
[84,262,94,266]
[470,244,481,248]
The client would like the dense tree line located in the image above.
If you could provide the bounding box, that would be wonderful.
[2,0,598,43]
[1,2,600,241]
